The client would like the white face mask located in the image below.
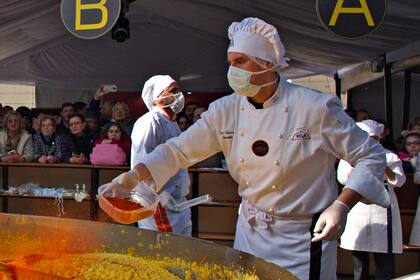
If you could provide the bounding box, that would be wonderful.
[227,65,278,97]
[156,92,185,114]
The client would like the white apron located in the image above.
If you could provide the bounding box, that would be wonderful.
[338,151,406,253]
[131,110,191,236]
[409,196,420,245]
[235,200,336,280]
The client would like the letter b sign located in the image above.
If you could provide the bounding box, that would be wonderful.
[61,0,121,39]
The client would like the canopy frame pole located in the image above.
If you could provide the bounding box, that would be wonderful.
[402,69,412,131]
[334,73,341,100]
[383,54,393,139]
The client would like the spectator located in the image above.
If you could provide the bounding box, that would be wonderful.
[16,106,34,134]
[183,101,199,123]
[192,106,207,123]
[2,106,13,113]
[398,130,420,173]
[396,116,420,150]
[94,122,131,162]
[56,103,75,135]
[176,114,190,132]
[110,101,134,135]
[89,86,115,128]
[355,109,369,122]
[85,112,100,140]
[31,112,46,134]
[32,115,73,163]
[68,113,94,164]
[0,111,33,162]
[74,101,88,117]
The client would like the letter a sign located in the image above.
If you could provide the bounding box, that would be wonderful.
[317,0,387,39]
[61,0,121,39]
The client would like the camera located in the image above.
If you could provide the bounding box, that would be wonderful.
[112,17,130,43]
[111,0,135,43]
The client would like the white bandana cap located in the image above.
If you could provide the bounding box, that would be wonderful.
[228,17,289,70]
[356,119,384,138]
[141,75,176,111]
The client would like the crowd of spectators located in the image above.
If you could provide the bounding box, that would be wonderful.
[0,88,225,167]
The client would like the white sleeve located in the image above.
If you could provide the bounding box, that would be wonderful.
[386,151,406,188]
[140,103,222,191]
[337,160,352,185]
[320,97,389,207]
[130,117,165,168]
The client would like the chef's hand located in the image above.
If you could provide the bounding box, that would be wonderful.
[98,182,129,198]
[311,200,349,242]
[111,169,140,191]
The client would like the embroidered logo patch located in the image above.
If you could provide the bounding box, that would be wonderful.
[252,140,269,156]
[291,128,311,141]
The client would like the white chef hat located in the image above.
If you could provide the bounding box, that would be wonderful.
[141,75,176,111]
[228,17,289,70]
[356,119,384,138]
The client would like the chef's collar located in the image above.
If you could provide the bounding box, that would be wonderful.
[246,75,283,109]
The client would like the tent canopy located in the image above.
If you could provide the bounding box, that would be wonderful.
[0,0,419,91]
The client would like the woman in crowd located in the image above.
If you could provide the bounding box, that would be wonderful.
[398,130,420,172]
[94,122,131,162]
[32,115,73,163]
[338,120,406,280]
[0,111,33,162]
[85,112,101,140]
[110,101,134,135]
[68,113,94,164]
[176,114,190,132]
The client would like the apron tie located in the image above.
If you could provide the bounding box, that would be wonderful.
[243,202,273,229]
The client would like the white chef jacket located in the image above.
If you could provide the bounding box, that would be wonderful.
[409,156,420,245]
[338,149,406,253]
[139,76,388,278]
[131,109,191,236]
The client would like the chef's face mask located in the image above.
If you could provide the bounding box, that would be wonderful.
[227,65,278,97]
[156,92,185,114]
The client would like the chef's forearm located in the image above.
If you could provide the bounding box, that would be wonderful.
[336,188,362,209]
[133,163,152,181]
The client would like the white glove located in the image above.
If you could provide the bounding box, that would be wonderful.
[98,182,129,198]
[311,200,349,242]
[111,170,140,191]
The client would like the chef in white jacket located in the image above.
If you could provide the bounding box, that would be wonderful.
[130,75,191,236]
[108,18,389,279]
[337,120,406,280]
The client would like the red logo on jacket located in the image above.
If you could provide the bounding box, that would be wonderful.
[291,128,311,141]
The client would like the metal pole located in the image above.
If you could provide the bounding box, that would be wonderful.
[334,73,341,99]
[402,70,412,130]
[383,54,393,139]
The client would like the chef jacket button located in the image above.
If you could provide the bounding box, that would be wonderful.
[278,134,284,139]
[282,107,288,113]
[273,160,279,166]
[240,158,245,163]
[240,106,245,111]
